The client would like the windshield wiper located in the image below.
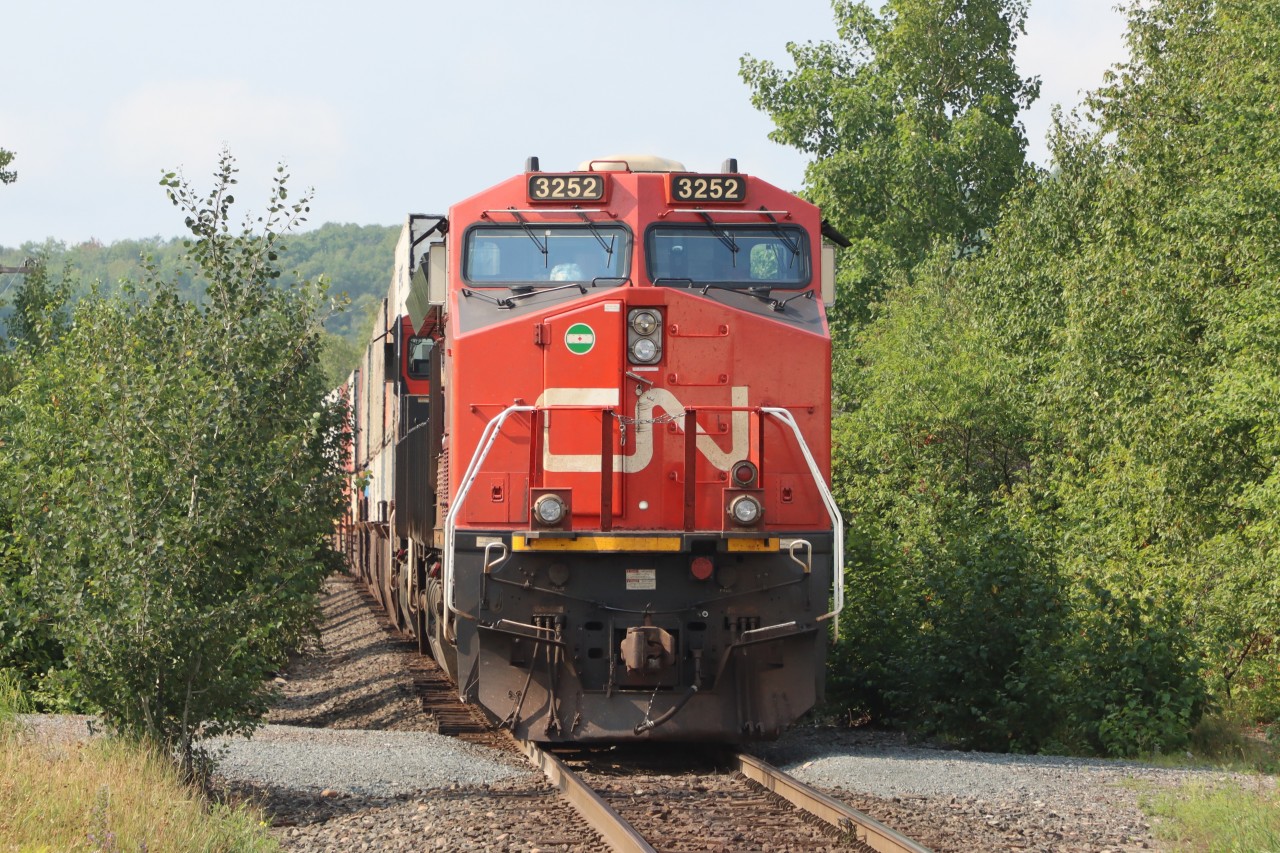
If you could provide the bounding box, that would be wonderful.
[770,289,816,312]
[498,281,588,307]
[507,208,548,263]
[460,288,506,306]
[697,211,739,263]
[575,207,615,264]
[699,283,769,307]
[466,277,629,309]
[656,277,812,312]
[758,208,801,266]
[698,283,815,313]
[463,282,587,309]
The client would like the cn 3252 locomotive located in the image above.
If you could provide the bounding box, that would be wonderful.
[339,155,845,743]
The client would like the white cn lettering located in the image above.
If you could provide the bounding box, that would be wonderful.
[534,387,748,473]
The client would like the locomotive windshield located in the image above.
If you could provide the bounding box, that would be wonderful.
[463,224,630,286]
[646,224,810,289]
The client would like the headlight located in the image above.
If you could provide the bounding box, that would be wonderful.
[630,337,660,364]
[729,494,762,526]
[533,494,567,526]
[731,460,759,488]
[631,310,658,336]
[627,308,663,366]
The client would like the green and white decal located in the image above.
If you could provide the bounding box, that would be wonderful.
[565,322,595,355]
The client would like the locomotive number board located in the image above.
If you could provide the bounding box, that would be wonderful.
[527,173,607,202]
[668,174,747,203]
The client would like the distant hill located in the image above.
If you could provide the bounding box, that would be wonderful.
[0,222,399,347]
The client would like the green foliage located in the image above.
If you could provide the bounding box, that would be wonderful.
[1061,580,1205,756]
[0,148,14,185]
[319,329,363,388]
[0,222,397,381]
[0,151,349,772]
[742,0,1039,320]
[828,258,1066,750]
[0,262,72,700]
[769,0,1280,755]
[3,256,71,348]
[1033,0,1280,730]
[284,222,400,341]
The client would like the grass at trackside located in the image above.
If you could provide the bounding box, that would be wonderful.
[1145,781,1280,852]
[0,730,280,852]
[1132,715,1280,852]
[0,684,279,853]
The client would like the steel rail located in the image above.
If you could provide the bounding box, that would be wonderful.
[516,740,656,853]
[734,752,933,853]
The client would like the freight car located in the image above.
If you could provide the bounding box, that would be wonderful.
[339,155,846,743]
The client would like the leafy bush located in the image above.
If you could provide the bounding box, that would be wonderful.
[1061,580,1206,756]
[828,261,1070,751]
[818,0,1279,756]
[0,152,349,772]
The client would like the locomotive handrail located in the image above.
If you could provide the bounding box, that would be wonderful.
[446,400,615,619]
[479,540,510,612]
[482,207,616,218]
[741,621,798,641]
[483,540,510,573]
[787,538,812,574]
[447,403,844,639]
[660,208,794,219]
[444,404,536,622]
[762,406,844,637]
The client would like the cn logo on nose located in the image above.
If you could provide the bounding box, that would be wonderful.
[536,386,750,474]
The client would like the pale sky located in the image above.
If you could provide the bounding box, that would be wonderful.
[0,1,1127,247]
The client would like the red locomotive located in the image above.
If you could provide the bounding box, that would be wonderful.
[340,155,845,742]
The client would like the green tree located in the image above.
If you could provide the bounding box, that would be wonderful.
[3,257,70,348]
[746,0,1056,748]
[828,253,1065,749]
[1,152,349,772]
[756,0,1280,753]
[1044,0,1280,725]
[741,0,1039,320]
[0,148,15,185]
[0,253,72,705]
[943,0,1280,749]
[1,223,396,379]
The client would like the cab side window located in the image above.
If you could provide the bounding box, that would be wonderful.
[408,337,433,378]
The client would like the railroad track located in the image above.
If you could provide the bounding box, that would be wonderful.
[733,752,932,853]
[360,576,931,851]
[519,740,933,852]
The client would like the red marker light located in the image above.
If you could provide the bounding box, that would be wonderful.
[691,556,714,581]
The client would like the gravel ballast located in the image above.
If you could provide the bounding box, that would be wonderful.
[208,725,532,797]
[758,728,1276,851]
[232,574,1277,852]
[16,574,1278,851]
